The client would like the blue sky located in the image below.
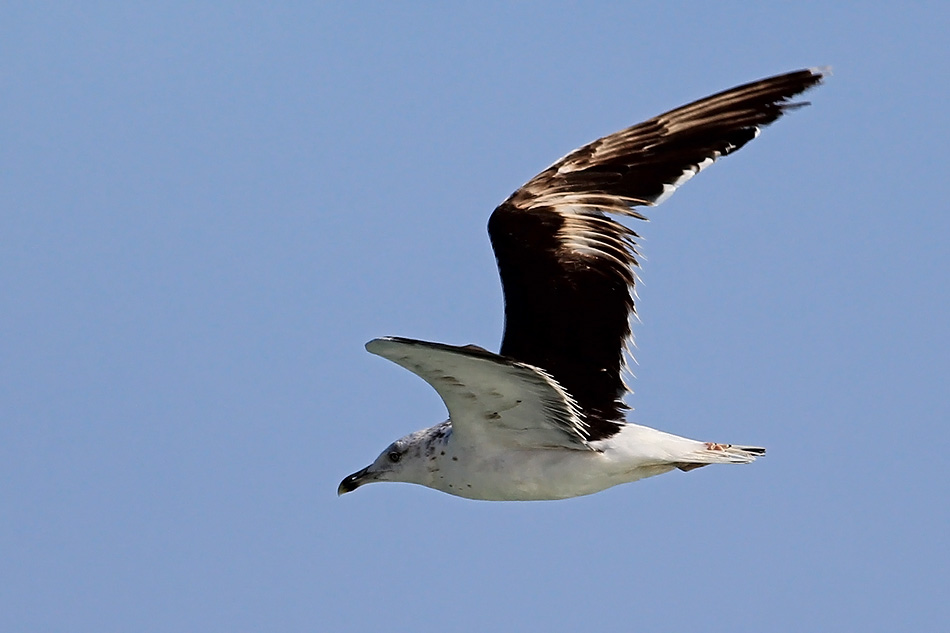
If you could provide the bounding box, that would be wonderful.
[2,3,948,631]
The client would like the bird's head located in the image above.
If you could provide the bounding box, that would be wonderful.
[338,429,434,495]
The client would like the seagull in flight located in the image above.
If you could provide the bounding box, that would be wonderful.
[339,68,825,501]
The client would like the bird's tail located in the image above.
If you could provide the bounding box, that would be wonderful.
[675,443,765,472]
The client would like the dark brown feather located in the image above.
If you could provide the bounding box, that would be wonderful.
[489,68,825,441]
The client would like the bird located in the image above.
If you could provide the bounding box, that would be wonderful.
[339,67,826,501]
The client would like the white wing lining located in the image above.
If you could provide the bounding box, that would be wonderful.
[365,337,594,450]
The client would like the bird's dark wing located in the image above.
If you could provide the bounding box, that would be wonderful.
[488,68,826,441]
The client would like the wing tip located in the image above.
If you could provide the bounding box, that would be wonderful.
[365,336,399,355]
[772,66,830,110]
[808,65,833,81]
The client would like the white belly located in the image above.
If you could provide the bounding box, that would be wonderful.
[423,425,688,501]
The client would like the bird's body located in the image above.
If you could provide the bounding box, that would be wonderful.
[378,418,761,501]
[339,68,825,501]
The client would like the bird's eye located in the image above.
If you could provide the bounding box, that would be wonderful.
[388,451,401,463]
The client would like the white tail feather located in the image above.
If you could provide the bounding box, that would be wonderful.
[685,443,766,466]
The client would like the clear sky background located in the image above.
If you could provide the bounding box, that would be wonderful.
[2,3,948,632]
